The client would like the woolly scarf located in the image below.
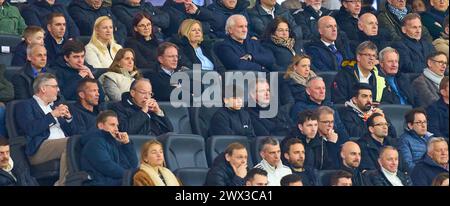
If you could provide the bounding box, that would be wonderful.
[271,35,296,55]
[423,68,444,89]
[288,69,317,86]
[139,163,180,186]
[345,99,373,122]
[387,4,408,21]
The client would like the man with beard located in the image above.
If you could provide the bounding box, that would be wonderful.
[357,113,407,172]
[332,41,386,104]
[339,83,397,138]
[339,141,366,186]
[282,138,317,186]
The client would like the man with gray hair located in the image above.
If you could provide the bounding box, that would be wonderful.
[215,14,275,71]
[254,136,292,186]
[332,40,386,104]
[411,137,449,186]
[378,47,417,106]
[14,73,77,186]
[12,44,52,100]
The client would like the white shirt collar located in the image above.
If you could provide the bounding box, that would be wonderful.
[358,67,372,83]
[320,39,335,47]
[261,5,275,18]
[33,95,53,107]
[161,66,175,76]
[381,167,404,186]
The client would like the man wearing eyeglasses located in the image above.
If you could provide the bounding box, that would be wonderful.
[357,112,407,172]
[412,51,448,108]
[111,78,173,136]
[398,108,434,172]
[333,0,361,41]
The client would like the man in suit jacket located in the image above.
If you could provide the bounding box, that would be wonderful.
[14,73,77,186]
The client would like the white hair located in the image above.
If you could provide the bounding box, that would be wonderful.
[225,14,246,35]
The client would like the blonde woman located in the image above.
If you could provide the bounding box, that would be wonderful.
[99,48,142,101]
[170,19,225,73]
[284,54,317,102]
[85,16,123,68]
[133,140,181,186]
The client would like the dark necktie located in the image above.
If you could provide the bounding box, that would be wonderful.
[328,44,343,70]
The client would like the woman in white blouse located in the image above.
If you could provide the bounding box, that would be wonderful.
[85,16,122,68]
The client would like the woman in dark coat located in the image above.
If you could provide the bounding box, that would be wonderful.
[262,17,304,71]
[283,54,317,103]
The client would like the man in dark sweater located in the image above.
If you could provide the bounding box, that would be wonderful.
[69,78,101,135]
[204,142,248,186]
[80,110,138,186]
[44,13,67,66]
[111,78,173,136]
[339,141,366,186]
[281,138,317,186]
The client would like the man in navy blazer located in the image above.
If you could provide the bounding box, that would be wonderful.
[14,73,77,185]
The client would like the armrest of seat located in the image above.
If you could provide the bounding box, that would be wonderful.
[65,171,92,186]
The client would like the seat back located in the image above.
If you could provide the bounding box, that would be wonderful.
[252,136,285,165]
[0,34,22,48]
[5,99,27,138]
[67,135,83,173]
[190,106,220,138]
[159,102,192,134]
[0,53,13,66]
[159,134,208,171]
[206,135,253,167]
[122,168,138,186]
[378,104,412,137]
[316,170,341,186]
[174,167,209,186]
[4,65,22,83]
[77,36,91,46]
[129,135,158,161]
[317,71,338,101]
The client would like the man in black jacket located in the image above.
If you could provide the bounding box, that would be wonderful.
[357,113,407,172]
[111,78,173,136]
[282,138,317,186]
[247,79,293,136]
[411,137,449,186]
[352,12,392,52]
[44,13,67,66]
[339,141,366,186]
[12,44,51,100]
[0,137,38,186]
[378,47,418,106]
[293,0,334,40]
[333,0,361,41]
[365,146,413,186]
[204,142,248,186]
[69,78,101,135]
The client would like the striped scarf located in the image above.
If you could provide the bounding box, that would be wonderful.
[387,4,408,21]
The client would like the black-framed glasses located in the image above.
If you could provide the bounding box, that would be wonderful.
[430,59,448,67]
[413,121,427,126]
[137,23,152,28]
[373,122,390,127]
[345,0,362,3]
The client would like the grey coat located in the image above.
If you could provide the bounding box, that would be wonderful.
[412,73,440,108]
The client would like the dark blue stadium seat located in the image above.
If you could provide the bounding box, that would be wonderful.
[252,136,286,165]
[189,106,220,138]
[159,102,192,134]
[174,167,209,186]
[129,134,158,161]
[65,135,92,186]
[206,135,253,167]
[316,71,338,101]
[316,170,340,186]
[0,34,22,48]
[0,53,13,66]
[122,168,138,186]
[158,133,208,171]
[77,36,91,46]
[4,65,21,84]
[378,104,412,138]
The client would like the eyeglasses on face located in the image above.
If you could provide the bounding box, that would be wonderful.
[413,121,427,126]
[430,59,448,67]
[359,53,378,59]
[134,89,154,97]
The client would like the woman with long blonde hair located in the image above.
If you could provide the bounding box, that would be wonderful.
[85,16,123,68]
[99,48,142,101]
[284,54,317,102]
[133,140,181,186]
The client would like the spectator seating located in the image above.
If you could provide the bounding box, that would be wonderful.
[159,102,192,134]
[4,65,22,82]
[379,104,412,138]
[174,167,209,186]
[317,71,338,101]
[316,170,341,186]
[65,135,92,186]
[122,168,138,186]
[251,136,286,165]
[77,36,91,46]
[205,135,253,167]
[5,100,60,185]
[189,106,220,138]
[158,133,208,171]
[0,34,21,66]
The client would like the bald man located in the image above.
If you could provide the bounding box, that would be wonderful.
[352,12,392,52]
[365,146,413,186]
[339,141,366,186]
[305,16,353,71]
[110,78,173,136]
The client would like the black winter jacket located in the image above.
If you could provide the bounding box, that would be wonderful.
[209,107,256,138]
[204,153,246,186]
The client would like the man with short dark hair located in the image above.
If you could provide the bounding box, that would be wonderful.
[280,173,303,186]
[45,13,67,66]
[0,137,38,186]
[254,137,291,186]
[333,0,361,41]
[80,110,138,186]
[330,170,353,186]
[398,108,434,171]
[392,13,436,73]
[427,77,449,139]
[411,137,449,186]
[339,83,397,138]
[281,138,317,186]
[205,142,249,186]
[69,78,101,135]
[357,113,406,172]
[244,168,268,186]
[111,78,173,136]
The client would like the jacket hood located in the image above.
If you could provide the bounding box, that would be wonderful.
[210,0,250,13]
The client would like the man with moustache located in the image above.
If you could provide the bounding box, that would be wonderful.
[332,41,386,104]
[0,137,38,186]
[282,138,317,186]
